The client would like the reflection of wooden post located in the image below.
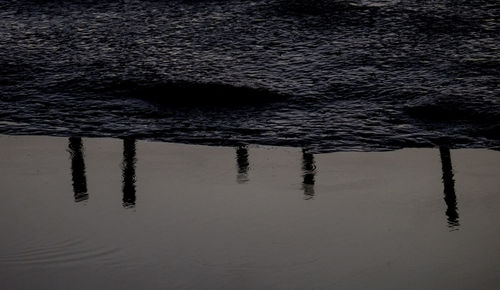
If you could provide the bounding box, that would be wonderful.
[236,146,249,184]
[68,137,88,202]
[439,147,459,228]
[302,149,316,200]
[122,138,137,208]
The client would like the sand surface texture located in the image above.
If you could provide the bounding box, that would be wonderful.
[0,135,499,289]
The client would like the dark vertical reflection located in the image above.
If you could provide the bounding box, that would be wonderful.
[68,137,88,202]
[302,149,316,200]
[236,146,249,184]
[439,147,459,229]
[122,138,137,208]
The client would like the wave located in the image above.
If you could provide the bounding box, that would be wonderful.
[116,80,290,106]
[405,101,498,123]
[43,77,290,106]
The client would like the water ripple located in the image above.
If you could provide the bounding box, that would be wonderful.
[0,0,498,152]
[0,237,121,267]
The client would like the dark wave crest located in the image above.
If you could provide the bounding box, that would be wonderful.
[107,80,289,106]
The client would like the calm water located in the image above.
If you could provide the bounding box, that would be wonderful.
[0,0,499,152]
[1,135,499,289]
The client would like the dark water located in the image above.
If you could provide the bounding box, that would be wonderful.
[0,0,498,152]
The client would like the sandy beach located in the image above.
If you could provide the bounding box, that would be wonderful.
[0,135,499,289]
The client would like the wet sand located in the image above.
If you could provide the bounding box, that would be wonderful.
[0,135,499,289]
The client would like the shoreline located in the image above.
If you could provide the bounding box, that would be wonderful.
[0,132,498,153]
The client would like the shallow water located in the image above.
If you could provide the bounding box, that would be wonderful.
[1,135,499,289]
[0,0,499,152]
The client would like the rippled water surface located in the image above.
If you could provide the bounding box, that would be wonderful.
[0,0,498,151]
